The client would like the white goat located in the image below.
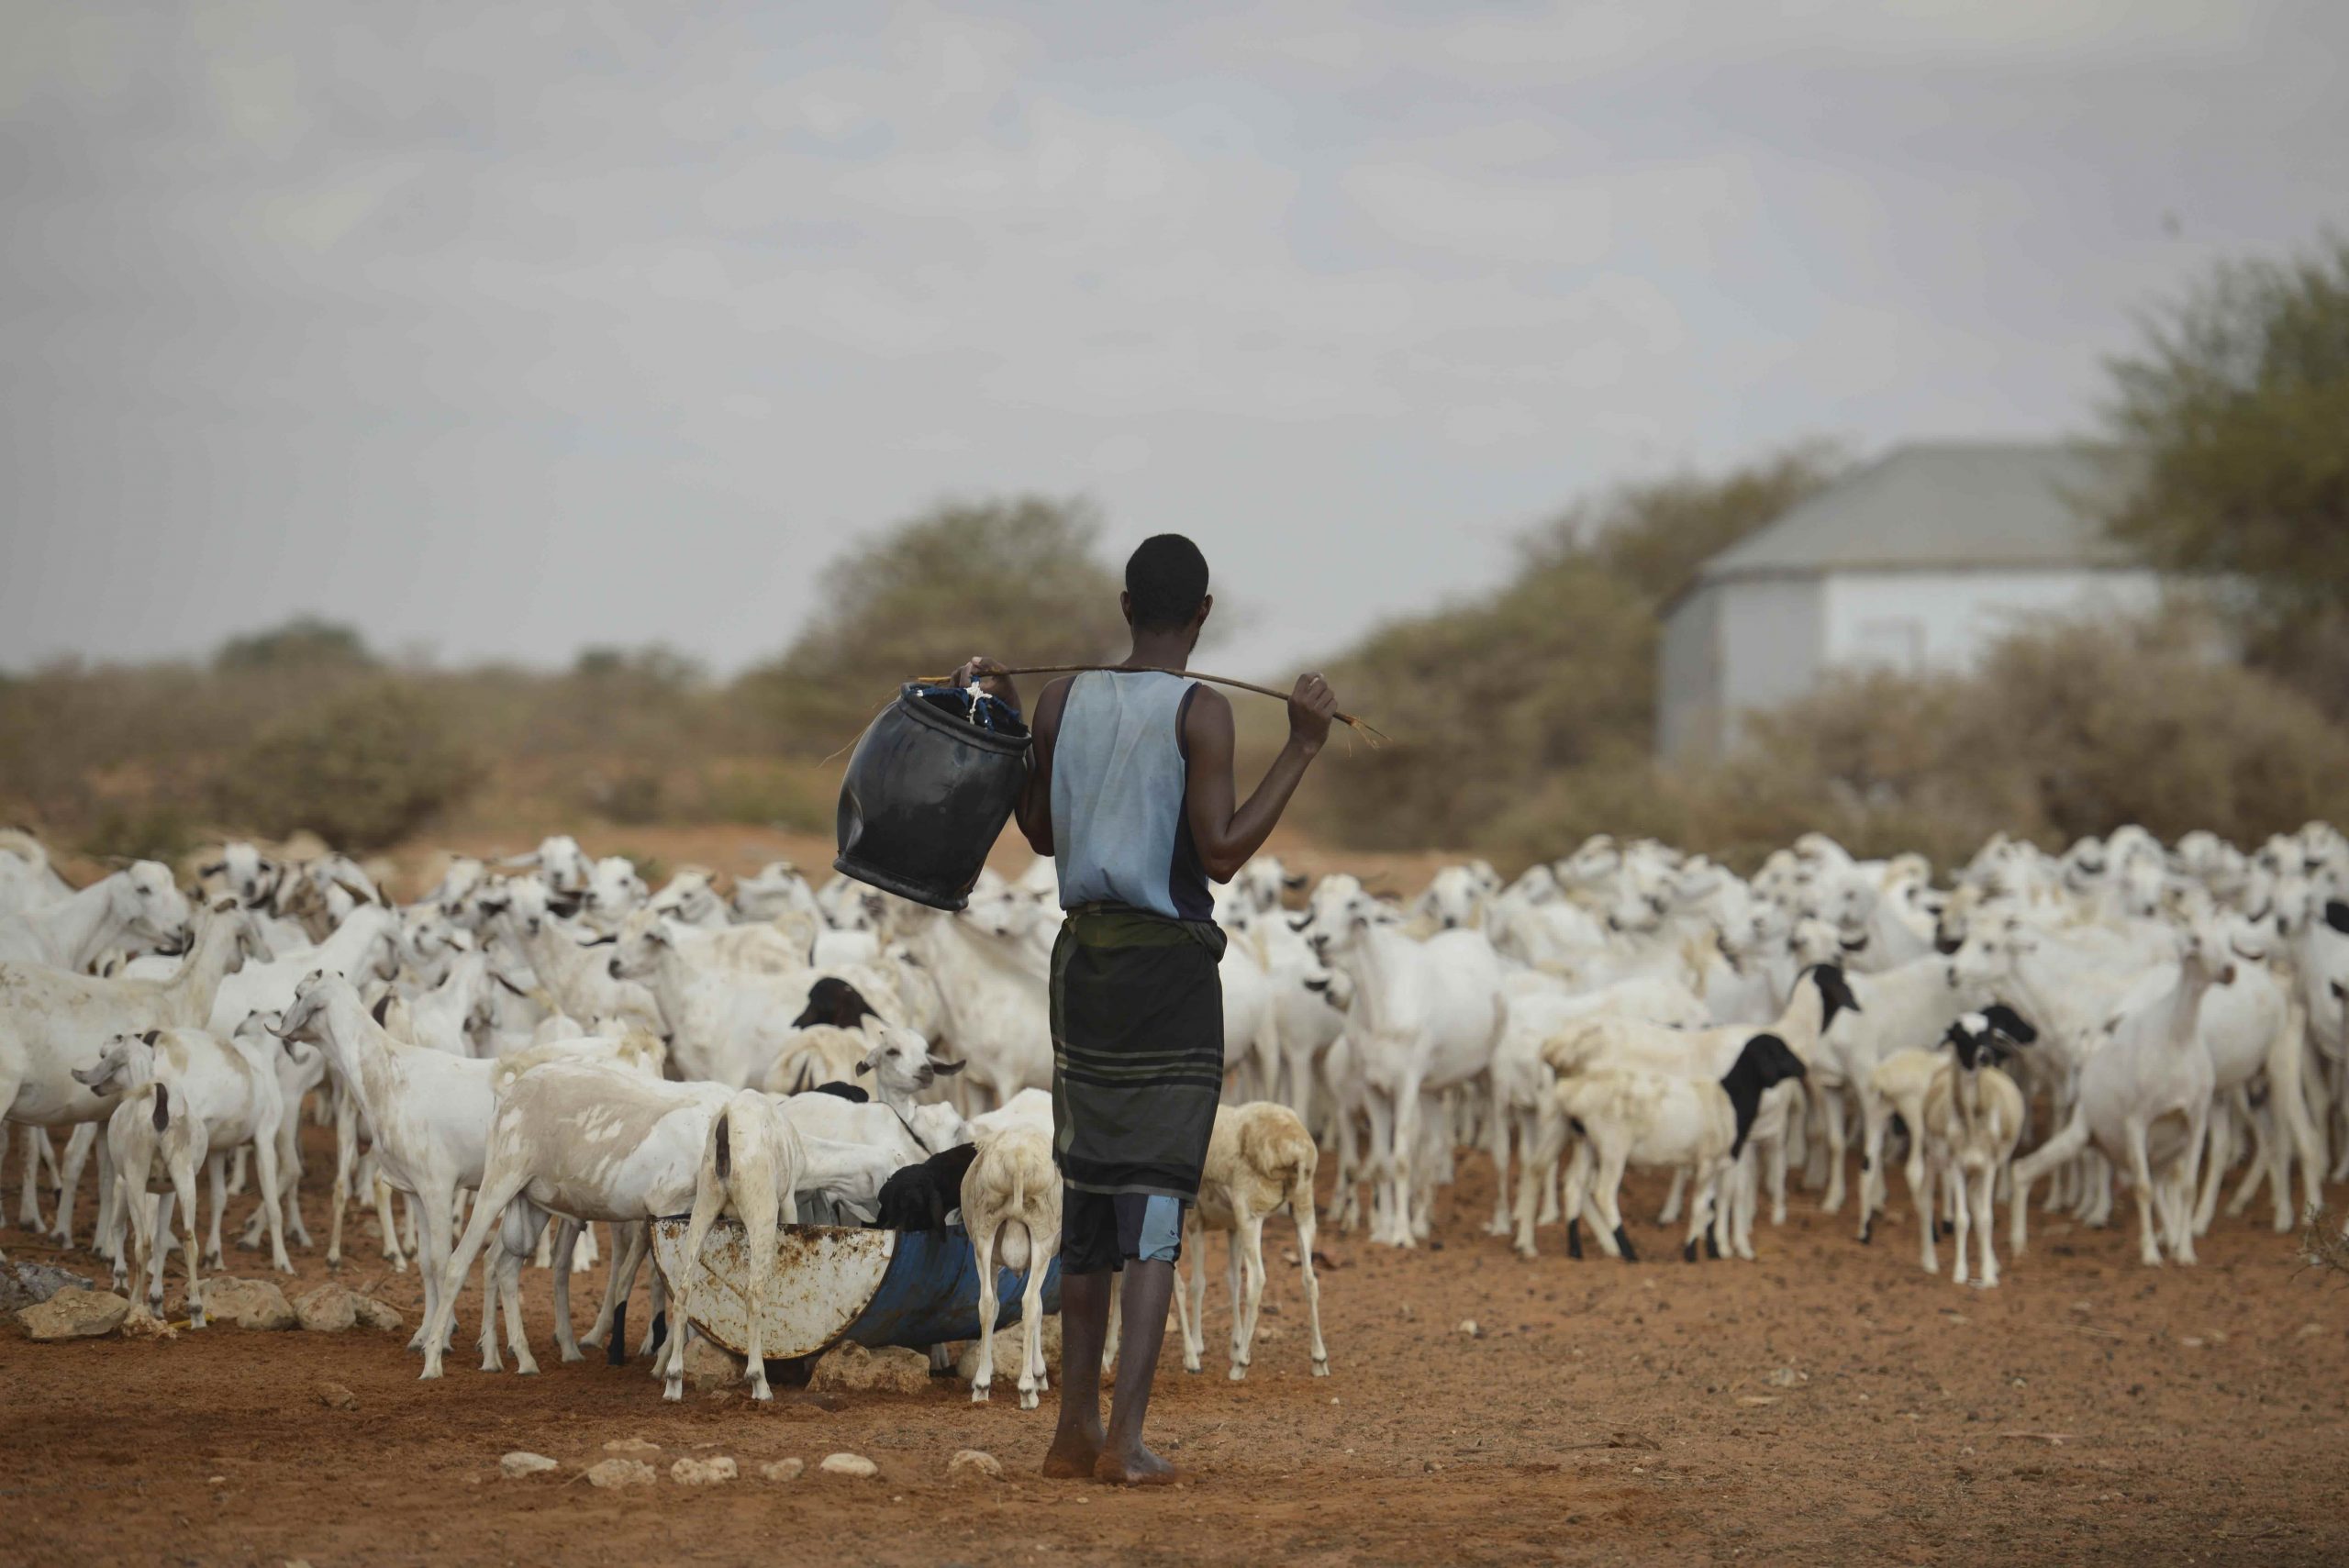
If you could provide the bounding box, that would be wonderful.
[1174,1102,1329,1381]
[962,1125,1060,1410]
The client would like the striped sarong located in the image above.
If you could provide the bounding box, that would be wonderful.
[1049,903,1228,1200]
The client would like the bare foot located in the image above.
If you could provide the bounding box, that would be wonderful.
[1093,1444,1178,1486]
[1041,1423,1103,1479]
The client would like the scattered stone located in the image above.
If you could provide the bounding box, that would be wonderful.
[948,1449,1004,1483]
[683,1337,743,1390]
[949,1314,1071,1380]
[0,1260,94,1315]
[499,1452,558,1479]
[584,1458,657,1490]
[1456,1318,1481,1339]
[818,1451,878,1478]
[204,1278,296,1331]
[671,1456,737,1485]
[2297,1322,2328,1340]
[1765,1367,1806,1388]
[349,1295,405,1332]
[814,1343,932,1396]
[316,1382,359,1411]
[1736,1396,1778,1407]
[760,1459,806,1482]
[16,1285,130,1341]
[604,1437,664,1456]
[294,1284,358,1334]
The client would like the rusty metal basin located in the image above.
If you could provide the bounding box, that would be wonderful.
[651,1218,1063,1362]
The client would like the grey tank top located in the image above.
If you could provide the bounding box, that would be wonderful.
[1050,670,1213,921]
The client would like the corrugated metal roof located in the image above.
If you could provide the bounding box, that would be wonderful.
[1695,441,2138,584]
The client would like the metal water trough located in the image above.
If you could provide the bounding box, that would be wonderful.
[650,1217,1062,1362]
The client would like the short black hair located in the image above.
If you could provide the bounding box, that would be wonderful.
[1125,534,1209,631]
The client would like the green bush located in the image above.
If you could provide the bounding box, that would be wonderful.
[217,682,481,851]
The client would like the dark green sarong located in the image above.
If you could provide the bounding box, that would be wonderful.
[1049,904,1228,1199]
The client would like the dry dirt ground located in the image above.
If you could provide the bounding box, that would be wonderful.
[6,1139,2346,1568]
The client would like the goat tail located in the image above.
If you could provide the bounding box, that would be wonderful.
[713,1111,731,1182]
[151,1084,170,1133]
[999,1155,1031,1273]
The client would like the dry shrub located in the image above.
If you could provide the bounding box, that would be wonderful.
[216,682,482,851]
[740,495,1126,755]
[1396,610,2349,877]
[1307,445,1845,851]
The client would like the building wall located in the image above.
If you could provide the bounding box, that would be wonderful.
[1819,567,2165,673]
[1657,565,2163,760]
[1658,575,1822,761]
[1655,584,1721,761]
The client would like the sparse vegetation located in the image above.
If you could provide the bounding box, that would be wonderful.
[217,682,483,851]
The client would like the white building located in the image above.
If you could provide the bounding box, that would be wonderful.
[1656,442,2162,761]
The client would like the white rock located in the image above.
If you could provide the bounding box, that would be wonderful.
[948,1449,1004,1482]
[584,1458,657,1490]
[812,1343,932,1395]
[203,1277,296,1331]
[350,1295,405,1332]
[759,1459,806,1482]
[1456,1318,1482,1339]
[818,1452,879,1478]
[16,1286,130,1341]
[603,1437,664,1456]
[499,1452,558,1479]
[671,1456,738,1486]
[294,1284,357,1333]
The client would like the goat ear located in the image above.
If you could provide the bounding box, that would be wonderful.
[930,1058,967,1076]
[853,1059,873,1075]
[1282,873,1308,891]
[1983,1003,2037,1044]
[141,1029,159,1046]
[198,862,226,878]
[2325,900,2349,935]
[371,994,393,1027]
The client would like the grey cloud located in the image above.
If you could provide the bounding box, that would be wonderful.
[3,1,2343,683]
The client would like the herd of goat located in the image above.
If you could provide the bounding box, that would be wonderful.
[2,818,2344,1409]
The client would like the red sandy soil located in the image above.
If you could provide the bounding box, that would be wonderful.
[6,1130,2346,1568]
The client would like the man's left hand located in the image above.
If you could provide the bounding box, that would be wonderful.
[952,654,1020,712]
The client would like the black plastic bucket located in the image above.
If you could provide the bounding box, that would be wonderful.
[833,684,1032,911]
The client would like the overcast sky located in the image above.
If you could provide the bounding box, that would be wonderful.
[5,1,2343,680]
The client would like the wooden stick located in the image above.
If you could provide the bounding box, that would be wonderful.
[916,664,1388,745]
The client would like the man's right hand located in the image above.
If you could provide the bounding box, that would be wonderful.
[1287,672,1338,750]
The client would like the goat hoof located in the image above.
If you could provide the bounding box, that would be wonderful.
[1681,1240,1699,1263]
[971,1385,990,1404]
[1312,1360,1330,1376]
[1228,1365,1248,1383]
